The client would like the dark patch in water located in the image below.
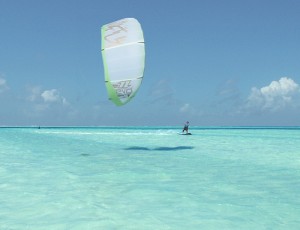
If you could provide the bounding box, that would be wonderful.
[124,146,194,151]
[81,153,90,156]
[153,146,194,151]
[125,146,151,151]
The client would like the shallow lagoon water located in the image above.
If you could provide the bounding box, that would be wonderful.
[0,127,300,229]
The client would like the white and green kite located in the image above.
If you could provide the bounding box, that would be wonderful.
[101,18,145,106]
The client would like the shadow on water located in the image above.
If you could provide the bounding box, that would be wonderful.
[79,146,194,156]
[125,147,151,151]
[124,146,194,151]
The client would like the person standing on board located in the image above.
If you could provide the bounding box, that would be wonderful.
[182,121,189,133]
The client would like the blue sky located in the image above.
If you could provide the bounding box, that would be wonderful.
[1,0,299,126]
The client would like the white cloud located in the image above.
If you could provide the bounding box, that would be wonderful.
[27,86,70,108]
[41,89,61,102]
[33,89,68,105]
[180,103,190,113]
[0,77,9,93]
[246,77,300,111]
[41,89,69,106]
[24,86,74,123]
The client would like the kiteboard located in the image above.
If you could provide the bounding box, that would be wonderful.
[179,133,192,135]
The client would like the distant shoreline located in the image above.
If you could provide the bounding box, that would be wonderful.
[1,126,299,130]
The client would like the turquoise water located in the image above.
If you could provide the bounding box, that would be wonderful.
[0,127,300,229]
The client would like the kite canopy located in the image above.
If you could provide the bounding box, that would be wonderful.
[101,18,145,106]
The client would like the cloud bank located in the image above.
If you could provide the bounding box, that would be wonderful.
[41,89,69,105]
[27,87,69,105]
[245,77,300,111]
[26,86,70,114]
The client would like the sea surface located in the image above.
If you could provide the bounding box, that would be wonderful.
[0,127,300,229]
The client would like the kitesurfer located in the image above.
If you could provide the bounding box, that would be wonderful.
[182,121,189,133]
